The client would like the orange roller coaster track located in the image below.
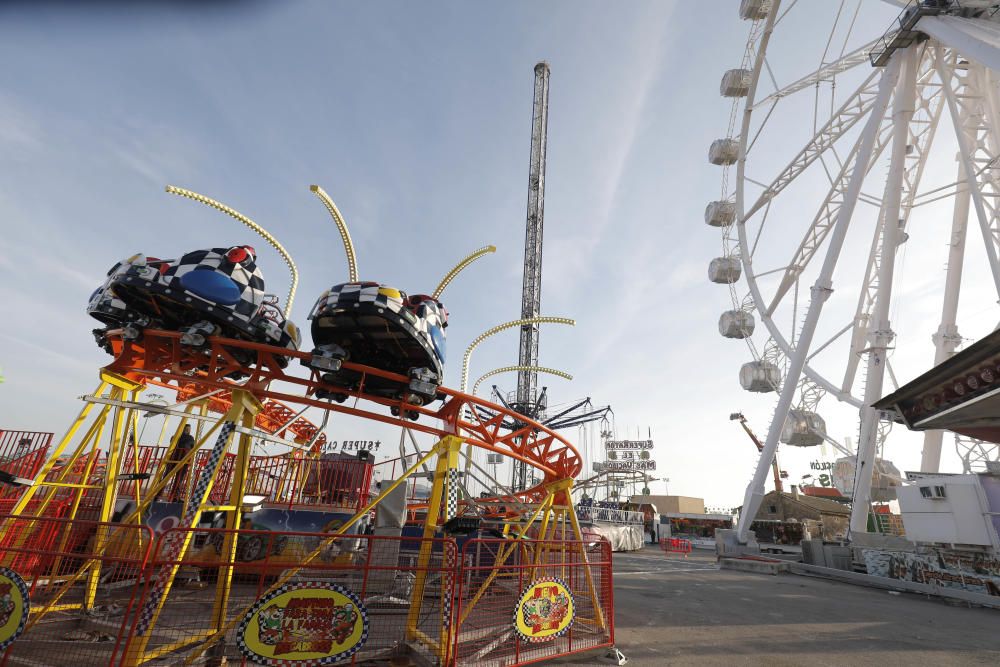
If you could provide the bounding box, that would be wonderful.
[105,329,582,503]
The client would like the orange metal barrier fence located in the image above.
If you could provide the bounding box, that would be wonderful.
[117,445,376,510]
[0,514,153,667]
[0,518,615,666]
[116,528,458,666]
[453,538,614,666]
[660,537,692,555]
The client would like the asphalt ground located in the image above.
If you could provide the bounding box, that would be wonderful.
[557,546,1000,666]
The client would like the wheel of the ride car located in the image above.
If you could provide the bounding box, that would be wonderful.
[238,535,264,562]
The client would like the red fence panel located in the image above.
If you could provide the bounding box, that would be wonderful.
[116,528,457,666]
[453,538,614,666]
[0,430,52,498]
[0,514,153,667]
[660,537,692,555]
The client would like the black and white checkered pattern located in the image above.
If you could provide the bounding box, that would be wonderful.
[163,248,265,322]
[309,283,411,323]
[136,422,236,636]
[446,468,458,520]
[235,581,370,666]
[308,282,446,375]
[442,545,456,631]
[87,249,300,354]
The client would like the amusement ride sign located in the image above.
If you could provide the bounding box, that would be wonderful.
[0,568,29,651]
[601,438,656,471]
[513,578,575,643]
[237,582,369,666]
[321,439,382,453]
[604,439,654,450]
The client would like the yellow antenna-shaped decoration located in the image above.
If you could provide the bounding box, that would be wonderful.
[472,365,572,396]
[432,245,496,300]
[309,185,358,282]
[165,185,299,319]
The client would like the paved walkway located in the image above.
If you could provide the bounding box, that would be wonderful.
[560,546,1000,666]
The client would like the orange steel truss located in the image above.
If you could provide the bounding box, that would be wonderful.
[105,329,582,504]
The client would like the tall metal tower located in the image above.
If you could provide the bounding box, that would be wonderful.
[513,62,551,489]
[516,62,551,413]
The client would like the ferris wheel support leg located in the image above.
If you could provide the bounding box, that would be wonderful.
[922,154,970,473]
[734,56,900,545]
[849,46,919,536]
[937,51,1000,299]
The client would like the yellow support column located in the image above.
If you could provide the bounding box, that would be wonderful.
[564,482,606,631]
[84,374,144,608]
[405,434,462,658]
[208,391,262,649]
[121,391,261,666]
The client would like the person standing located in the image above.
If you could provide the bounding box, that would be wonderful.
[165,425,195,502]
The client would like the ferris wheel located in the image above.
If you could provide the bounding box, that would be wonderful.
[712,0,1000,540]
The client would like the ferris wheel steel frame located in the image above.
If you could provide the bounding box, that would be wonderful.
[726,1,1000,542]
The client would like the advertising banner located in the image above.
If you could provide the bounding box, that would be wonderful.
[238,582,369,665]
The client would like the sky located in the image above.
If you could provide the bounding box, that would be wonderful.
[1,0,992,509]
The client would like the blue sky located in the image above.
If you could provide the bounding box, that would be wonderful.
[5,1,981,507]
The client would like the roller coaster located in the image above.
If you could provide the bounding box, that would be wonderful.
[0,185,612,667]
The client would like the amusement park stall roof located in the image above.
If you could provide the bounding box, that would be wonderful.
[875,327,1000,443]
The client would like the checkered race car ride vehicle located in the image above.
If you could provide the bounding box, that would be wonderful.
[307,282,448,414]
[88,246,301,365]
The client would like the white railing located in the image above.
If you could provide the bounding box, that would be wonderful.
[576,506,645,526]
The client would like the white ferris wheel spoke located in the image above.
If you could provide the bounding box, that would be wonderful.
[752,39,879,111]
[761,118,893,318]
[806,320,856,362]
[937,49,1000,300]
[745,70,882,222]
[850,45,919,535]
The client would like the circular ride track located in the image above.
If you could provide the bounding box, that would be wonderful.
[106,328,583,505]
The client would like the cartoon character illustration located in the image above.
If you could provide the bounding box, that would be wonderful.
[257,603,284,646]
[0,582,15,628]
[304,186,493,416]
[521,589,570,631]
[88,246,300,366]
[330,603,358,644]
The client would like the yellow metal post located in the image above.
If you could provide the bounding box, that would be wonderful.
[564,483,606,631]
[209,391,262,640]
[405,435,462,657]
[181,444,440,665]
[456,493,555,627]
[85,374,144,608]
[121,392,261,666]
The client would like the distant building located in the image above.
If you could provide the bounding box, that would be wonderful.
[628,495,733,547]
[629,495,705,515]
